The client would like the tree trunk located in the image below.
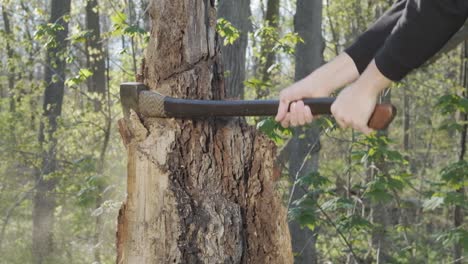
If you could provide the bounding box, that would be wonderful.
[85,0,108,262]
[453,40,467,264]
[116,1,293,263]
[370,90,392,264]
[403,84,410,151]
[218,0,251,99]
[86,0,106,96]
[33,0,71,263]
[1,5,15,111]
[257,0,279,98]
[287,1,323,263]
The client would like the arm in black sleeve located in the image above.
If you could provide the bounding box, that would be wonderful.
[375,0,468,81]
[345,0,407,74]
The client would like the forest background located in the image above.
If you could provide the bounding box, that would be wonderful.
[0,0,466,263]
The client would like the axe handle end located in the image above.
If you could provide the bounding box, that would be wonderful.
[368,103,397,130]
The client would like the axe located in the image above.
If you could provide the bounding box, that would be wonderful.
[120,82,396,130]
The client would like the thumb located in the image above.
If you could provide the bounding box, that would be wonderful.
[276,100,289,122]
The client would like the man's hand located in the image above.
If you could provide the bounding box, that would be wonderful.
[275,53,360,128]
[331,59,391,134]
[331,84,377,135]
[275,83,330,128]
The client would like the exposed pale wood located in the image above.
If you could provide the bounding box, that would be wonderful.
[116,1,293,263]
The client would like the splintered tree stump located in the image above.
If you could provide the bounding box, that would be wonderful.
[116,1,293,263]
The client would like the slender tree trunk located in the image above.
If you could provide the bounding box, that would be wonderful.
[116,1,293,263]
[403,84,410,151]
[86,0,106,96]
[128,0,138,77]
[286,0,324,263]
[85,0,108,262]
[218,0,251,99]
[32,1,71,263]
[140,0,151,32]
[453,40,467,264]
[370,90,392,264]
[1,5,15,112]
[257,0,279,98]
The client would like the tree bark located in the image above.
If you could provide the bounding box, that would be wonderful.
[257,0,279,98]
[86,0,106,96]
[218,0,251,99]
[85,0,108,262]
[116,1,293,263]
[33,0,71,263]
[1,5,15,111]
[370,90,393,264]
[287,1,323,263]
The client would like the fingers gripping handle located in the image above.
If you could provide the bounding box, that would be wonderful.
[298,99,396,130]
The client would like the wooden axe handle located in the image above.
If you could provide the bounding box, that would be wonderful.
[120,83,397,130]
[138,91,397,130]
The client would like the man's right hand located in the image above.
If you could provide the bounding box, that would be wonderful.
[275,53,360,128]
[275,83,330,128]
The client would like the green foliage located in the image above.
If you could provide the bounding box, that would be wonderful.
[65,68,93,87]
[257,117,292,144]
[1,0,467,263]
[440,160,468,189]
[34,23,65,48]
[216,18,240,46]
[436,228,468,250]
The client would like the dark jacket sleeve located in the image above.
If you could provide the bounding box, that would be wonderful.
[374,0,468,81]
[345,0,407,74]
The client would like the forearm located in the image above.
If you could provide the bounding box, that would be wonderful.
[297,53,360,96]
[345,0,407,74]
[374,0,468,81]
[353,59,391,97]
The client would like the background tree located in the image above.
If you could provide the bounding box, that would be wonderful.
[218,0,251,99]
[286,0,323,263]
[33,0,71,262]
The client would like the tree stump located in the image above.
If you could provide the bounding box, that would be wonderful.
[116,1,293,263]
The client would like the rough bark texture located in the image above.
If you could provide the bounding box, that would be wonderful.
[218,0,251,99]
[33,0,71,263]
[116,1,293,263]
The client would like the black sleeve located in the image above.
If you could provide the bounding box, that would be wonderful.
[345,0,407,74]
[374,0,468,81]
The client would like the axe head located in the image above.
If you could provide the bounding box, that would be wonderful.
[120,82,148,118]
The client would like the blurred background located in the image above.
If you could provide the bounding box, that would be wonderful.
[0,0,466,263]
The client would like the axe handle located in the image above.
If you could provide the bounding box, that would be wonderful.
[139,91,397,130]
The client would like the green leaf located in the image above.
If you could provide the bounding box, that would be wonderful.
[256,117,291,144]
[295,171,331,188]
[440,160,468,189]
[436,228,468,250]
[65,68,93,87]
[111,11,127,25]
[216,18,240,45]
[423,196,444,211]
